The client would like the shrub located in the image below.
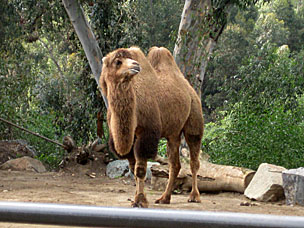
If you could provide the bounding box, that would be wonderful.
[203,46,304,170]
[204,100,304,170]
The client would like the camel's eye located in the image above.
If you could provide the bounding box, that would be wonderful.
[115,60,122,67]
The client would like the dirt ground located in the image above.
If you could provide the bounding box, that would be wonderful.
[0,169,304,228]
[0,141,303,227]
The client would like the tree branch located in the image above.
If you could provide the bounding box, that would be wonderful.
[0,117,65,148]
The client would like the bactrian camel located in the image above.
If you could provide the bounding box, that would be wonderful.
[99,46,204,207]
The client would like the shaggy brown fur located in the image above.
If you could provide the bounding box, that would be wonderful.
[100,46,204,207]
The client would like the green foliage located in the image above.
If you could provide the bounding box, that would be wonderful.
[254,12,289,46]
[158,139,167,158]
[130,0,183,52]
[227,44,303,109]
[204,1,304,118]
[1,0,183,169]
[88,0,141,54]
[203,1,304,170]
[0,0,101,168]
[2,0,304,171]
[272,0,304,52]
[204,100,304,170]
[87,0,182,53]
[203,46,304,170]
[22,111,65,170]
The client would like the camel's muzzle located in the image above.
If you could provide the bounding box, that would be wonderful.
[130,62,141,75]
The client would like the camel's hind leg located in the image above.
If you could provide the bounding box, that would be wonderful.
[183,100,204,203]
[155,136,181,204]
[185,133,202,203]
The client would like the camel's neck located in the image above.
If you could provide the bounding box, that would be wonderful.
[108,82,135,111]
[108,82,136,156]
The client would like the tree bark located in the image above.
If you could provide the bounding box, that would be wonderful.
[62,0,107,107]
[173,0,225,97]
[151,161,255,193]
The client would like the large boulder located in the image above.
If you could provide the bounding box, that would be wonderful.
[244,163,286,202]
[0,156,46,173]
[282,167,304,206]
[106,160,159,180]
[106,160,129,179]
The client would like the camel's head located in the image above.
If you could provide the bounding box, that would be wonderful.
[101,49,141,85]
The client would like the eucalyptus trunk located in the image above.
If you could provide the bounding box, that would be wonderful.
[174,0,225,98]
[62,0,107,107]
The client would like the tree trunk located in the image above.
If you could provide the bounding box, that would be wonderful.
[151,161,255,193]
[173,0,225,97]
[62,0,107,107]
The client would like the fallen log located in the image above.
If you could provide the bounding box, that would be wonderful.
[151,161,255,193]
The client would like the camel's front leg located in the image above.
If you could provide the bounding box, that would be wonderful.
[132,128,160,208]
[132,159,148,208]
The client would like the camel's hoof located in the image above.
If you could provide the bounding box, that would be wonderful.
[155,198,170,204]
[188,191,201,203]
[131,202,147,208]
[187,197,201,203]
[132,193,148,208]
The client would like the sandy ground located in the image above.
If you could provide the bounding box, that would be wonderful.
[0,170,303,227]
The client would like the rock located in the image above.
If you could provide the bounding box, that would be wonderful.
[106,160,129,179]
[106,160,160,180]
[244,163,286,202]
[181,148,189,157]
[282,167,304,206]
[0,156,46,173]
[146,162,160,181]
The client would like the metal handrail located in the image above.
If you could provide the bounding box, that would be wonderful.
[0,201,303,228]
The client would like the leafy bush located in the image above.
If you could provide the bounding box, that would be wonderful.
[204,100,304,170]
[22,110,65,170]
[158,139,167,157]
[203,46,304,170]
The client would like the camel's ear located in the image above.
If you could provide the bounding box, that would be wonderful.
[102,57,107,63]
